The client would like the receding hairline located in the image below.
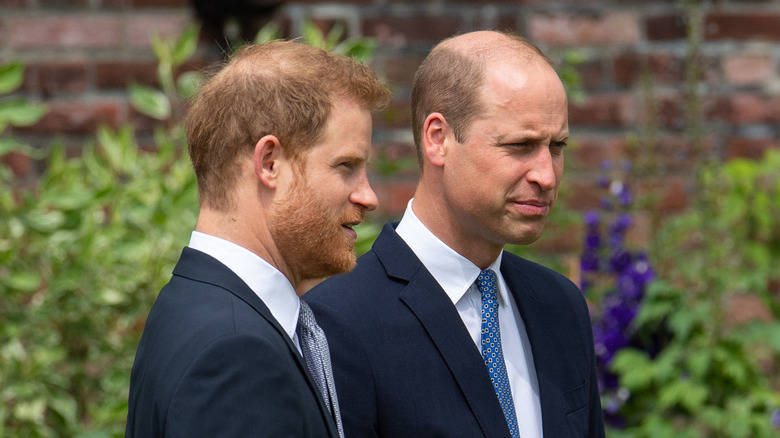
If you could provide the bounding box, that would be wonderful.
[432,30,552,69]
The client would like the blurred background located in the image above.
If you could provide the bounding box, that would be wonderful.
[1,0,779,436]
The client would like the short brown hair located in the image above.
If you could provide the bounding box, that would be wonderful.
[411,31,552,167]
[186,40,391,210]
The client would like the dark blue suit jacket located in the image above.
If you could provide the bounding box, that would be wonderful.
[125,247,338,438]
[305,224,605,437]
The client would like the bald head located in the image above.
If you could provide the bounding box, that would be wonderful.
[411,31,554,167]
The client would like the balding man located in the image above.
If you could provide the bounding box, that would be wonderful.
[125,41,390,437]
[305,31,606,437]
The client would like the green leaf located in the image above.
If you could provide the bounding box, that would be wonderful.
[150,34,170,65]
[325,22,345,49]
[302,21,326,49]
[0,61,24,94]
[611,349,653,390]
[177,71,204,99]
[254,22,281,44]
[0,99,48,127]
[172,23,200,66]
[129,83,171,120]
[22,210,66,233]
[3,271,41,292]
[339,39,379,64]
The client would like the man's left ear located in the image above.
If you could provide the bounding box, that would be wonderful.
[254,135,283,189]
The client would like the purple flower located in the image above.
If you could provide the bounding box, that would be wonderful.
[609,249,632,273]
[581,252,600,273]
[584,210,600,228]
[610,214,633,235]
[617,273,642,301]
[771,409,780,429]
[618,189,633,207]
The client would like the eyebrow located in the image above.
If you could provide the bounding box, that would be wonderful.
[495,131,569,143]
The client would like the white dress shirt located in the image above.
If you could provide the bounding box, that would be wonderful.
[188,231,302,352]
[396,199,543,438]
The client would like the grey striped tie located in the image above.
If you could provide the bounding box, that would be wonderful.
[297,300,344,438]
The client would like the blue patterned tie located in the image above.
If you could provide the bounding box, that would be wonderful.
[297,301,345,438]
[477,269,520,438]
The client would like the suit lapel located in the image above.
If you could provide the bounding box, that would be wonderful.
[501,256,568,437]
[373,225,512,438]
[172,247,339,438]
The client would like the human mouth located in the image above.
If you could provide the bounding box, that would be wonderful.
[511,199,551,216]
[341,218,362,240]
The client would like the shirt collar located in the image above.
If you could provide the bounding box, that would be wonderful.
[188,231,300,342]
[395,199,508,306]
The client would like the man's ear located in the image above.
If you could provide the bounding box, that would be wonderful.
[422,112,449,167]
[254,135,283,189]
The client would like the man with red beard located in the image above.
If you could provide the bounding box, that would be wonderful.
[305,30,605,437]
[125,41,390,438]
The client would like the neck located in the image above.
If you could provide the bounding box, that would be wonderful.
[195,206,302,291]
[411,182,502,270]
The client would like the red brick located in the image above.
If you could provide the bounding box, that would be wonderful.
[27,61,89,97]
[0,0,29,7]
[528,220,581,254]
[638,176,691,212]
[561,179,603,211]
[653,93,686,130]
[291,0,375,4]
[127,13,191,48]
[38,0,90,6]
[530,12,640,47]
[377,54,424,89]
[1,151,33,178]
[626,135,714,173]
[705,13,780,41]
[725,137,777,161]
[131,0,190,6]
[128,105,160,134]
[706,93,780,125]
[374,179,417,217]
[645,13,687,41]
[363,16,461,47]
[575,59,605,91]
[568,93,636,127]
[9,15,122,49]
[23,99,120,134]
[95,60,158,89]
[374,98,412,130]
[566,135,627,171]
[613,52,685,86]
[722,53,772,86]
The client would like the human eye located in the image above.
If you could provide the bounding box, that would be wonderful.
[550,140,568,155]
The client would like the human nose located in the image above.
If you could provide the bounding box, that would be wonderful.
[351,172,378,211]
[527,147,559,191]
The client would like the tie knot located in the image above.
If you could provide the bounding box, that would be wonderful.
[476,269,498,300]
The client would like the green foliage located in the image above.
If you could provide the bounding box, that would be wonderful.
[0,125,198,436]
[0,61,47,174]
[609,150,780,437]
[255,21,378,64]
[129,23,202,124]
[1,29,199,437]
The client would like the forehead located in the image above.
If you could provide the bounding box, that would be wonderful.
[471,59,568,131]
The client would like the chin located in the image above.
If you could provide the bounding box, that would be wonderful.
[303,250,357,280]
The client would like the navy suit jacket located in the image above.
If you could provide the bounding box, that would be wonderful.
[125,247,338,438]
[305,224,605,437]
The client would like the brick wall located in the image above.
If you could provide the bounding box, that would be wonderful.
[2,0,779,251]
